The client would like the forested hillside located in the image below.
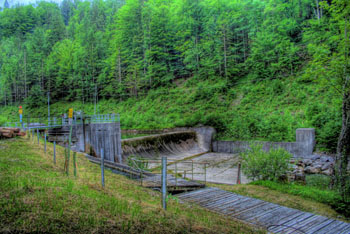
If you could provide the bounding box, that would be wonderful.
[0,0,348,152]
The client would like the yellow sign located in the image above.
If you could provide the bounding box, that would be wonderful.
[19,109,23,115]
[68,108,73,118]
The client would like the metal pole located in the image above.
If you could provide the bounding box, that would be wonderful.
[192,160,194,180]
[53,141,56,164]
[175,162,177,187]
[37,128,39,145]
[73,151,77,177]
[48,92,50,126]
[44,132,47,154]
[161,156,167,210]
[101,148,105,187]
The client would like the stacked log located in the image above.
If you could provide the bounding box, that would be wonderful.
[0,128,26,138]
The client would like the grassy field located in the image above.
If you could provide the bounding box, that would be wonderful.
[0,136,264,233]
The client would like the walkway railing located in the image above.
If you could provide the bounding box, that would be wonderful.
[129,157,209,186]
[2,113,118,130]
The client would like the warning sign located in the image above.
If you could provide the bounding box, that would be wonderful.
[19,106,23,115]
[68,108,73,119]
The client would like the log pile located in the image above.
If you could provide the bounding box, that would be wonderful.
[0,128,26,138]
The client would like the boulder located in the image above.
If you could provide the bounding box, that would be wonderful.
[321,168,333,176]
[304,166,321,174]
[321,162,333,171]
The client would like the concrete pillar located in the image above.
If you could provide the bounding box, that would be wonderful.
[296,128,315,156]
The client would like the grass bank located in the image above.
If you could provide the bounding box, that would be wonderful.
[0,137,262,233]
[0,75,342,152]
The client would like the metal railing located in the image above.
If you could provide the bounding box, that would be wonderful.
[129,157,209,186]
[2,113,118,130]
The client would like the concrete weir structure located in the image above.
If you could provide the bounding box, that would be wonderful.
[212,128,316,158]
[121,127,216,162]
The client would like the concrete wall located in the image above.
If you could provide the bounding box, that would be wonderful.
[212,128,315,158]
[49,122,123,163]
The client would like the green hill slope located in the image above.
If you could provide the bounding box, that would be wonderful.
[0,75,341,153]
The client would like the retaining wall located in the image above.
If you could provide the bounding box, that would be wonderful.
[212,128,315,157]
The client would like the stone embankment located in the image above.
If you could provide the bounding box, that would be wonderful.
[288,154,335,182]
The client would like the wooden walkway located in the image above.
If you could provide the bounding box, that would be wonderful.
[141,174,205,192]
[176,187,350,234]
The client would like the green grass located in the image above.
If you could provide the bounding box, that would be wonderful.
[0,75,342,152]
[0,137,263,233]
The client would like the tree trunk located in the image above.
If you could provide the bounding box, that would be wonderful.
[335,92,350,201]
[223,27,228,82]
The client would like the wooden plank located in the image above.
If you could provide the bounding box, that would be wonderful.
[223,199,266,216]
[196,193,237,207]
[176,188,215,199]
[210,197,253,212]
[250,206,300,227]
[266,211,308,233]
[203,194,244,209]
[306,218,335,234]
[233,202,280,221]
[339,225,350,234]
[184,189,224,202]
[282,215,326,234]
[315,220,350,234]
[269,212,315,233]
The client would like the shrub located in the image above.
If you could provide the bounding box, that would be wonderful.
[240,144,292,181]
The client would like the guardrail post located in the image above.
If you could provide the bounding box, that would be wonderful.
[101,148,105,187]
[53,141,56,164]
[161,156,167,210]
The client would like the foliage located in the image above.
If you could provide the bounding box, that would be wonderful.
[0,0,347,154]
[240,144,292,181]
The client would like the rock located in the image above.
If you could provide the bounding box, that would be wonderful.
[302,159,313,166]
[304,166,321,174]
[295,172,306,183]
[311,155,321,161]
[321,162,333,171]
[321,168,333,176]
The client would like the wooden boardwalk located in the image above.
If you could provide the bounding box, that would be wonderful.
[141,174,205,192]
[176,187,350,234]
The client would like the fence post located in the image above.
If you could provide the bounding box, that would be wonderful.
[204,163,207,184]
[73,151,77,177]
[236,162,241,185]
[37,129,39,145]
[101,148,105,187]
[192,160,194,180]
[175,162,177,187]
[161,156,167,210]
[53,141,56,164]
[44,132,47,154]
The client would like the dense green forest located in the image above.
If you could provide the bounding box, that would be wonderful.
[0,0,348,153]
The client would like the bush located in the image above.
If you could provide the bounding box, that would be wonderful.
[240,144,292,181]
